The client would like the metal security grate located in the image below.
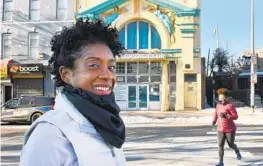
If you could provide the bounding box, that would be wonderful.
[139,76,149,83]
[116,76,125,83]
[127,76,137,83]
[151,76,161,82]
[170,76,176,83]
[116,62,125,74]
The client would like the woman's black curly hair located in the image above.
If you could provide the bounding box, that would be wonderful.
[49,19,124,87]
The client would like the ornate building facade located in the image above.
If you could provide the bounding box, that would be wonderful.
[74,0,205,111]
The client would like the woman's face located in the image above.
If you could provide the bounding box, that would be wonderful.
[60,43,116,96]
[218,94,226,104]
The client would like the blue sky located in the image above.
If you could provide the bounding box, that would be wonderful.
[201,0,263,59]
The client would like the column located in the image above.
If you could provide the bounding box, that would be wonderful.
[161,61,169,112]
[175,60,184,111]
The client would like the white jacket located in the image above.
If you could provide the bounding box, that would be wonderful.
[20,92,126,166]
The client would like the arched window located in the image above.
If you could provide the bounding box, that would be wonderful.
[119,21,161,50]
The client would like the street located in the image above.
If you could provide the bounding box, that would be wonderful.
[1,121,263,166]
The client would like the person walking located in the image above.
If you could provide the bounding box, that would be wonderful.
[213,88,242,166]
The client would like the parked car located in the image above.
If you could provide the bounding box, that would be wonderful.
[1,96,55,124]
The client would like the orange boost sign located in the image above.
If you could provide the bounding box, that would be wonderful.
[8,64,43,75]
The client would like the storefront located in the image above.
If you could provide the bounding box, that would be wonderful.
[75,0,205,111]
[113,54,163,110]
[1,58,13,104]
[8,63,44,97]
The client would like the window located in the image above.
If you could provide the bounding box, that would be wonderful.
[29,0,40,20]
[169,61,176,74]
[138,62,149,74]
[56,0,68,20]
[1,33,12,59]
[116,62,125,74]
[28,32,39,58]
[20,97,33,108]
[34,97,55,106]
[151,62,161,74]
[6,99,19,109]
[149,84,160,101]
[127,62,137,74]
[184,74,197,82]
[2,0,13,21]
[119,21,161,50]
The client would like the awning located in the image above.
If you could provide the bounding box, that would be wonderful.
[239,71,263,77]
[0,57,14,79]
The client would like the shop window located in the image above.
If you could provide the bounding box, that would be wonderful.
[29,32,39,58]
[149,84,160,101]
[1,33,12,59]
[116,62,125,74]
[138,62,149,74]
[150,62,161,74]
[2,0,13,21]
[56,0,68,20]
[127,62,137,74]
[29,0,40,20]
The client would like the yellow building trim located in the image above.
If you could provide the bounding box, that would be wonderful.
[113,11,170,49]
[133,0,140,15]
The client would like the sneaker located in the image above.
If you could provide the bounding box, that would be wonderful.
[215,162,224,166]
[236,151,242,160]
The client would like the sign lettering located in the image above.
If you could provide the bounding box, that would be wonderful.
[9,64,43,75]
[117,54,166,60]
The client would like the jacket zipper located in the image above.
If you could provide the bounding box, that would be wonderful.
[110,146,119,166]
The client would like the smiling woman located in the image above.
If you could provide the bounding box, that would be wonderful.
[20,20,126,166]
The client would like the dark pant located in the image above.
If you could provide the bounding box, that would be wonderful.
[217,131,239,163]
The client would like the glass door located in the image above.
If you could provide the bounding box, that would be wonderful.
[139,85,148,109]
[128,86,137,109]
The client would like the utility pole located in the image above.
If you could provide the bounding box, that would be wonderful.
[207,48,210,76]
[250,0,256,112]
[214,25,219,49]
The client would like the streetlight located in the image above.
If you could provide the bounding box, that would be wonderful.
[250,0,256,112]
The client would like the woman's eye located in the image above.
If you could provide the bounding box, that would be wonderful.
[109,66,116,71]
[88,64,99,68]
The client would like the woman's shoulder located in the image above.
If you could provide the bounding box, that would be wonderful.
[25,122,70,149]
[20,123,76,166]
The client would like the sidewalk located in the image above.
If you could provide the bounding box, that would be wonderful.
[120,108,263,126]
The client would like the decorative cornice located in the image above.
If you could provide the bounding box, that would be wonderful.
[146,0,200,17]
[161,49,182,54]
[181,28,196,33]
[75,0,128,20]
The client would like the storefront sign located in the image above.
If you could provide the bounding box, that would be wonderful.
[0,59,10,78]
[117,54,166,60]
[9,64,43,75]
[1,65,8,78]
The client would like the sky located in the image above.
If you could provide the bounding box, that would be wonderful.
[201,0,263,60]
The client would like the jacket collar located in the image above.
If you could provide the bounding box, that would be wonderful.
[54,92,94,127]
